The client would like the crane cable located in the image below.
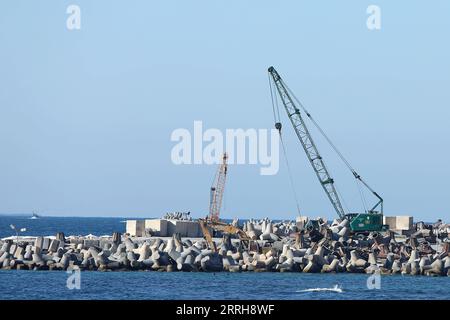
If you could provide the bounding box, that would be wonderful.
[335,185,351,214]
[284,83,369,212]
[355,179,368,212]
[268,75,302,216]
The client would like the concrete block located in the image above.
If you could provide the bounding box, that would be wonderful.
[383,216,413,231]
[35,237,44,252]
[42,238,50,251]
[69,238,84,245]
[24,247,33,260]
[150,219,202,237]
[174,220,202,237]
[145,219,169,237]
[272,241,284,252]
[48,239,60,252]
[83,240,100,248]
[396,216,413,231]
[9,244,17,255]
[14,246,24,259]
[112,232,121,244]
[383,216,397,230]
[296,216,308,229]
[1,242,11,253]
[166,220,176,236]
[126,220,145,237]
[99,239,111,249]
[55,232,65,242]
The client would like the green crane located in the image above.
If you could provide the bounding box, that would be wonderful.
[268,66,385,233]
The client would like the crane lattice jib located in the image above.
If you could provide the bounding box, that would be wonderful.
[209,153,228,221]
[268,67,346,219]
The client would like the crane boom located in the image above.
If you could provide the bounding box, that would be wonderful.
[268,67,346,219]
[209,153,228,221]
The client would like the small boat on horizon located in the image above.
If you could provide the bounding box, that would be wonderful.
[30,212,40,219]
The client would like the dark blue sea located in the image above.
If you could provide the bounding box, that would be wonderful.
[1,215,449,300]
[0,214,132,238]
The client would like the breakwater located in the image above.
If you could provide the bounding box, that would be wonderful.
[0,218,449,276]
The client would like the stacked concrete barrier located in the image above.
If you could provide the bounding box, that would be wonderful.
[0,218,448,275]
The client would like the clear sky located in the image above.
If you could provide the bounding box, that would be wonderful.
[0,1,449,221]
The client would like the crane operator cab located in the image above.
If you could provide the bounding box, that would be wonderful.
[346,213,388,233]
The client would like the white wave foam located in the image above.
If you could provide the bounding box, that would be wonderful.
[297,284,343,293]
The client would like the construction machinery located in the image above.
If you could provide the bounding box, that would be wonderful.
[209,153,228,222]
[198,152,253,251]
[198,218,217,251]
[198,218,252,252]
[268,66,386,233]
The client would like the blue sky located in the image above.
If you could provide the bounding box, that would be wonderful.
[0,1,449,221]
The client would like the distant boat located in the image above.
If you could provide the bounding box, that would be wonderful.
[30,212,40,219]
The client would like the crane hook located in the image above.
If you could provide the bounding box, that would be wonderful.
[275,122,282,132]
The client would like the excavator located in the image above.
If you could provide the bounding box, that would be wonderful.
[198,153,252,251]
[198,218,252,252]
[268,67,387,233]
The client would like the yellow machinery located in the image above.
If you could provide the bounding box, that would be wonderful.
[198,218,252,252]
[198,152,255,251]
